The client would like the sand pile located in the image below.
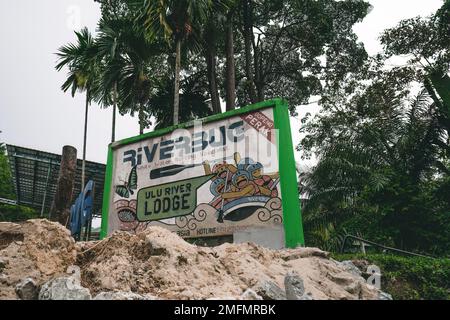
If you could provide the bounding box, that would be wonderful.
[1,219,382,300]
[0,220,77,299]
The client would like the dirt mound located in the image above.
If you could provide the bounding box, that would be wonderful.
[0,220,77,299]
[77,226,379,299]
[0,220,381,300]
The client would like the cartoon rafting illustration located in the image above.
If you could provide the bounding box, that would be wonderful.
[113,151,282,234]
[204,152,280,223]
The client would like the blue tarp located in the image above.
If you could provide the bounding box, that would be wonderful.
[69,180,94,237]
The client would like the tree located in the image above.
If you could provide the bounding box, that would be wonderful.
[95,17,167,135]
[134,0,215,125]
[224,1,238,111]
[233,0,371,111]
[0,143,15,200]
[300,65,450,254]
[380,0,450,133]
[149,71,213,129]
[56,28,99,190]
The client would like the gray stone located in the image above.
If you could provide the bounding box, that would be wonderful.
[93,291,156,300]
[284,271,314,300]
[15,278,38,300]
[253,280,286,300]
[344,281,362,296]
[340,260,362,277]
[379,291,393,300]
[285,271,311,300]
[240,289,263,300]
[38,276,91,300]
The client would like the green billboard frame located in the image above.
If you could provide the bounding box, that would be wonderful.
[100,98,304,248]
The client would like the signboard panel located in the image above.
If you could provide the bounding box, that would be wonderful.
[101,99,304,248]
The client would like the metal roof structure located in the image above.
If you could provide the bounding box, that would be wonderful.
[6,145,106,218]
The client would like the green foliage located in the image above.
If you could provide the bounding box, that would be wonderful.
[332,253,450,300]
[149,72,213,129]
[302,83,450,256]
[0,204,39,222]
[78,0,372,129]
[55,28,100,98]
[0,144,15,200]
[301,1,450,257]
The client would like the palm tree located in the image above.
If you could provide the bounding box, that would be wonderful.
[301,89,448,250]
[136,0,214,125]
[95,19,120,142]
[56,28,99,191]
[149,71,213,129]
[199,0,234,114]
[95,18,123,142]
[96,17,165,135]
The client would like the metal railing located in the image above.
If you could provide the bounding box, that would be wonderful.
[0,198,17,206]
[340,234,435,259]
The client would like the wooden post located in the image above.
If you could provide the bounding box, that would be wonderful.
[49,145,77,226]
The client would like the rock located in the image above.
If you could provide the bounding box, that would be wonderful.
[0,219,77,300]
[0,257,7,271]
[15,278,38,300]
[379,291,393,300]
[253,280,286,300]
[284,271,313,300]
[281,247,329,261]
[344,281,362,296]
[38,277,91,300]
[240,289,263,300]
[93,291,156,300]
[340,261,362,277]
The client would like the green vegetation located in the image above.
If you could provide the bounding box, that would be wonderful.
[0,143,40,222]
[0,143,15,200]
[333,253,450,300]
[300,1,450,257]
[58,0,372,130]
[0,204,40,222]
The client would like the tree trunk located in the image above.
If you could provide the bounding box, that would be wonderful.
[139,104,144,135]
[242,0,258,104]
[49,145,77,226]
[173,38,181,125]
[205,35,221,114]
[225,12,236,111]
[81,90,89,191]
[111,82,117,143]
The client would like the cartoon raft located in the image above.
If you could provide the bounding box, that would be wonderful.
[218,195,273,221]
[205,153,280,223]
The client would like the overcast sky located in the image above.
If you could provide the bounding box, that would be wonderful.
[0,0,443,165]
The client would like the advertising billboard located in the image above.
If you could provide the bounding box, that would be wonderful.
[101,99,304,248]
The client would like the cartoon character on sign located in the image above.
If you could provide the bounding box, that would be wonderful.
[223,170,260,198]
[210,178,229,209]
[211,162,236,185]
[247,162,279,197]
